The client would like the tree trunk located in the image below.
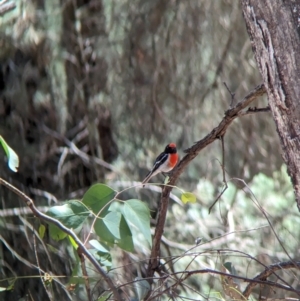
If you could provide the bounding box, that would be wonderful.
[241,0,300,211]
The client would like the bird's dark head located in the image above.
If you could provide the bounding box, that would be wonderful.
[165,143,177,154]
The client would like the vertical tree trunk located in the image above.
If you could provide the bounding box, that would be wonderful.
[241,0,300,211]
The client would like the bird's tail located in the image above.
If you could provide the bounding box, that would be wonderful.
[142,171,153,186]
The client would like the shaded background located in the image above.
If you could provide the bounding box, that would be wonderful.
[0,1,298,300]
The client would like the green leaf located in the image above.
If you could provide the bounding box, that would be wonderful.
[38,224,46,239]
[223,262,237,276]
[46,201,89,241]
[103,211,121,239]
[97,295,111,301]
[0,287,7,292]
[89,239,112,270]
[82,184,116,214]
[123,199,152,246]
[89,239,110,253]
[181,192,197,204]
[0,136,19,172]
[90,248,112,269]
[93,210,134,252]
[117,214,134,252]
[134,277,151,301]
[94,211,122,244]
[46,201,89,230]
[69,264,86,285]
[48,224,67,241]
[68,235,78,249]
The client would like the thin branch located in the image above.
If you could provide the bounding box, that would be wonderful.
[223,82,236,107]
[147,266,300,300]
[0,206,50,217]
[243,261,300,298]
[146,84,266,282]
[41,124,116,171]
[208,136,228,213]
[33,232,53,300]
[0,178,122,301]
[78,248,92,301]
[0,1,16,16]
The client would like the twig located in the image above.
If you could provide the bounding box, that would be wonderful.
[199,4,238,104]
[243,261,300,298]
[78,248,92,301]
[0,206,50,217]
[233,177,300,280]
[0,177,122,301]
[208,136,228,213]
[223,82,236,107]
[146,84,266,283]
[33,232,53,300]
[41,124,116,171]
[0,233,72,299]
[147,266,300,300]
[0,1,16,16]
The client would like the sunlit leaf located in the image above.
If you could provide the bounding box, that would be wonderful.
[68,235,78,249]
[123,199,151,246]
[46,201,89,230]
[181,192,196,204]
[0,136,19,172]
[82,184,116,214]
[46,201,89,241]
[89,239,110,253]
[38,224,46,239]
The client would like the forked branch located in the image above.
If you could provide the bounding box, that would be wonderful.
[147,84,266,281]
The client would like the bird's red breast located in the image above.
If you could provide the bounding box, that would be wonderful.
[168,153,179,168]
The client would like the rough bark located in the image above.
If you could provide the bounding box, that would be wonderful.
[241,0,300,211]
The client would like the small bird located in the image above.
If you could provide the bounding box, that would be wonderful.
[142,143,179,185]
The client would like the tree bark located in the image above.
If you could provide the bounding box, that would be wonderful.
[241,0,300,211]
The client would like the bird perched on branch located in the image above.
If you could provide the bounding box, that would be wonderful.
[142,143,178,185]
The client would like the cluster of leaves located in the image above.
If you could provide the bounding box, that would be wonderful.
[45,183,152,269]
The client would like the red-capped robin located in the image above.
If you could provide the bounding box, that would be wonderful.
[142,143,178,185]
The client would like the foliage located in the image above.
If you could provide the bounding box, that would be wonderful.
[0,135,19,172]
[0,0,299,301]
[46,183,151,261]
